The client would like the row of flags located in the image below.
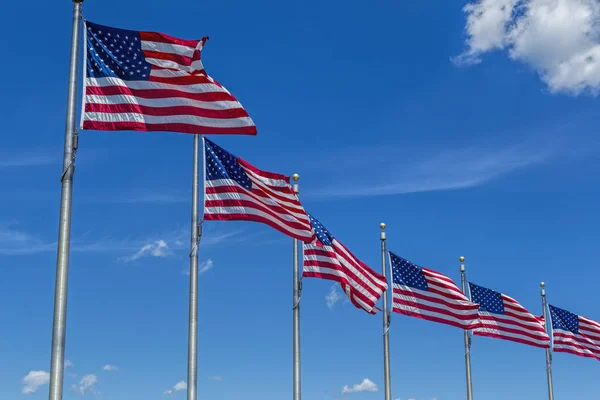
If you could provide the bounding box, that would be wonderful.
[202,136,600,362]
[80,15,600,367]
[49,14,597,400]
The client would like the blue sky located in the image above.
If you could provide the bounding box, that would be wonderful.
[1,0,600,399]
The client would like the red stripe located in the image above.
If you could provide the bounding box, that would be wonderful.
[393,298,478,321]
[83,120,256,135]
[476,319,549,341]
[392,307,480,330]
[139,31,199,48]
[205,198,309,232]
[206,186,306,219]
[203,212,313,241]
[393,287,479,312]
[333,241,387,289]
[142,50,194,67]
[553,347,600,360]
[475,331,550,348]
[238,158,290,183]
[553,333,600,355]
[149,74,213,85]
[86,84,237,103]
[303,252,384,300]
[244,172,303,210]
[85,102,250,119]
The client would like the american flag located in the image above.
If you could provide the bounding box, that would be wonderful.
[389,252,481,329]
[302,215,388,314]
[549,305,600,361]
[469,283,550,348]
[82,21,256,135]
[203,138,314,242]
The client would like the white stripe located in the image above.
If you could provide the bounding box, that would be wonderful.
[205,191,309,226]
[205,182,309,223]
[83,111,254,128]
[474,327,550,346]
[144,57,204,73]
[479,311,548,332]
[553,343,597,357]
[205,206,312,240]
[150,68,191,78]
[393,284,478,314]
[87,77,227,95]
[392,302,479,327]
[424,278,471,300]
[243,172,306,211]
[553,330,600,355]
[244,169,301,203]
[580,316,600,331]
[85,93,243,111]
[393,287,479,317]
[303,253,341,267]
[332,241,387,291]
[141,40,196,57]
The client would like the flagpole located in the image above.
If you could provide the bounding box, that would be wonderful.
[459,256,473,400]
[187,134,201,400]
[292,174,301,400]
[540,282,554,400]
[49,2,83,400]
[380,223,391,400]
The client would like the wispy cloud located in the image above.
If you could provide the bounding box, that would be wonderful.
[326,285,343,310]
[0,223,245,257]
[65,360,74,368]
[182,259,215,276]
[164,380,186,395]
[22,370,50,394]
[102,364,118,371]
[72,374,98,395]
[342,378,378,394]
[0,153,58,168]
[308,140,555,200]
[208,376,223,381]
[121,240,171,262]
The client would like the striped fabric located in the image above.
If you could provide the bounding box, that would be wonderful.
[303,215,387,314]
[549,305,600,361]
[203,138,314,242]
[470,283,550,348]
[82,21,256,135]
[389,252,481,329]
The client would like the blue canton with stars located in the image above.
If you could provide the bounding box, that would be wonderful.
[549,305,579,334]
[308,215,334,246]
[389,252,428,291]
[204,138,252,190]
[469,283,505,314]
[85,21,152,80]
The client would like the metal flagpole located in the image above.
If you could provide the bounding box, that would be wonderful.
[292,173,301,400]
[187,135,202,400]
[380,223,391,400]
[49,2,83,400]
[459,256,473,400]
[540,282,554,400]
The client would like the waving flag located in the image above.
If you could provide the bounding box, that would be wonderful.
[389,252,481,329]
[82,21,256,135]
[302,215,387,314]
[203,138,313,241]
[549,305,600,361]
[469,283,550,348]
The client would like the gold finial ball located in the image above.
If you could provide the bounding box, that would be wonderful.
[459,256,465,263]
[379,223,386,230]
[292,174,300,181]
[540,282,546,288]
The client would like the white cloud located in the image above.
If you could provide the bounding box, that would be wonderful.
[72,374,97,395]
[164,381,187,395]
[326,285,343,310]
[22,370,50,394]
[121,240,171,262]
[65,360,74,368]
[199,259,214,274]
[102,364,118,371]
[208,376,223,381]
[456,0,600,95]
[342,378,378,394]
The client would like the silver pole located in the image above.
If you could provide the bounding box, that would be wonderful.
[187,135,201,400]
[459,256,473,400]
[292,173,301,400]
[380,223,391,400]
[540,282,554,400]
[49,2,82,400]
